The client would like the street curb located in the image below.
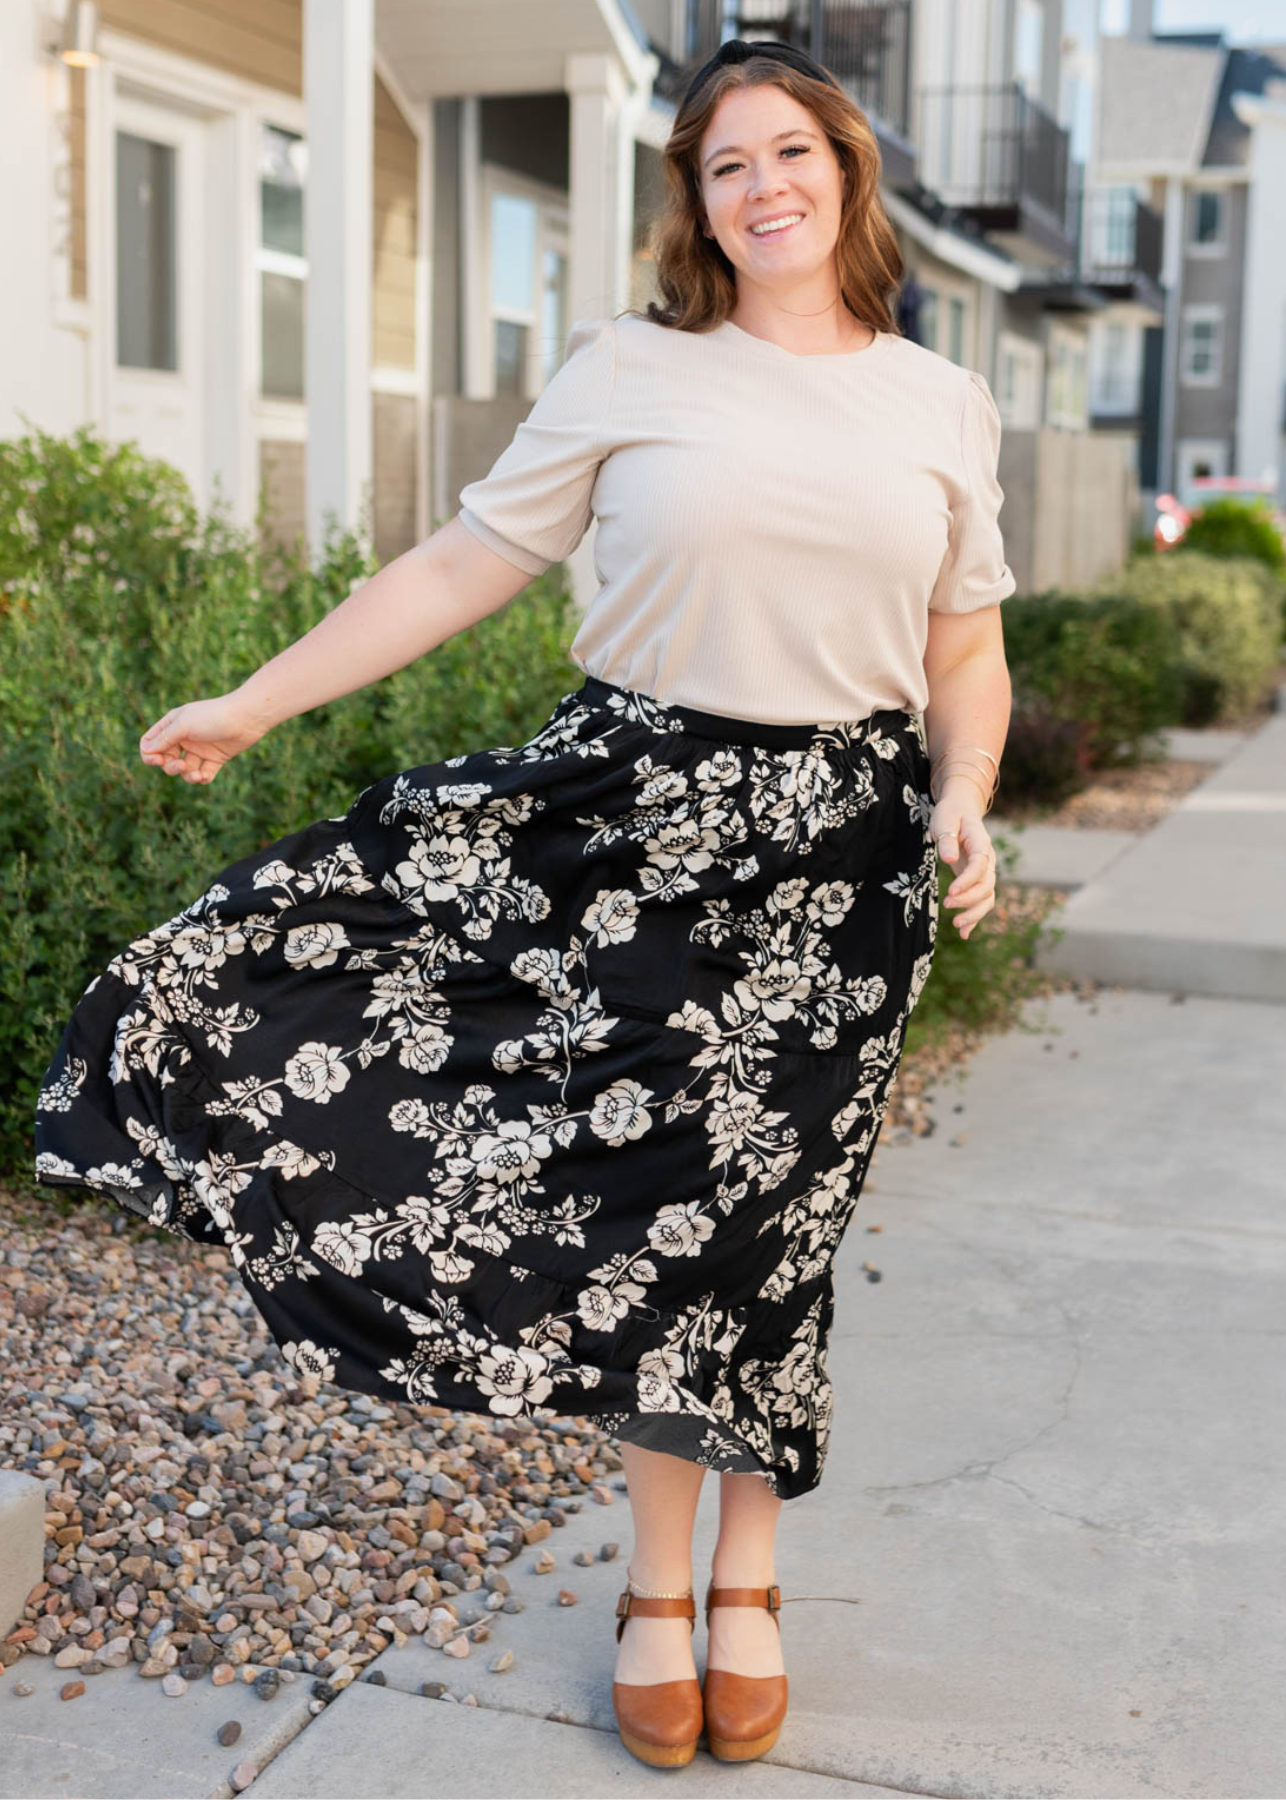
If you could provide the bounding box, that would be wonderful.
[0,1469,45,1639]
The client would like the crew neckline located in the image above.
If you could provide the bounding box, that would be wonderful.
[714,317,890,365]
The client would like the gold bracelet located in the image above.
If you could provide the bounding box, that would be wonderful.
[932,763,995,797]
[930,744,999,777]
[931,766,998,815]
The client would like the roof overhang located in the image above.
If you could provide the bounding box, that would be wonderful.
[373,0,657,99]
[882,189,1023,292]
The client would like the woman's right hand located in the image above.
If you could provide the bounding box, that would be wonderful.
[138,693,271,785]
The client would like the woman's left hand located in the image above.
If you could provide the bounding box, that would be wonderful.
[930,802,997,940]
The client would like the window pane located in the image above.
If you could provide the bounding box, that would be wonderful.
[262,271,305,398]
[261,123,306,257]
[494,319,528,395]
[490,192,536,314]
[116,131,176,371]
[919,289,937,352]
[542,246,568,384]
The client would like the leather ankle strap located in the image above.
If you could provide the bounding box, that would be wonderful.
[705,1583,782,1620]
[615,1590,697,1643]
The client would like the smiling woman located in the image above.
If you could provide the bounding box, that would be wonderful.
[32,32,1013,1776]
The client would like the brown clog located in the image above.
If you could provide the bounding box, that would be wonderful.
[701,1581,789,1761]
[610,1588,703,1767]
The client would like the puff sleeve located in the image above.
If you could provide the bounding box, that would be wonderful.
[455,318,619,578]
[927,368,1017,614]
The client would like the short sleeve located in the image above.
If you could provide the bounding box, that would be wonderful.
[455,318,619,577]
[927,369,1018,614]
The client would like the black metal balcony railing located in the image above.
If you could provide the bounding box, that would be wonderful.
[1052,161,1165,294]
[671,0,912,140]
[1082,189,1163,285]
[916,82,1070,230]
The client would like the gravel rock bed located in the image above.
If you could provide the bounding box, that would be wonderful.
[0,1192,627,1706]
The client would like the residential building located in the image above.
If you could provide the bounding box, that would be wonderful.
[17,0,1279,611]
[1095,19,1286,514]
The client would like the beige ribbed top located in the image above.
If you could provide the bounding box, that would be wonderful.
[457,312,1016,725]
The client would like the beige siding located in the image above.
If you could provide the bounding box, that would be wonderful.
[373,75,418,370]
[98,0,302,94]
[373,392,418,563]
[68,66,87,300]
[256,440,306,556]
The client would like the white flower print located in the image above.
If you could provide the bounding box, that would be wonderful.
[284,1042,351,1103]
[284,921,351,968]
[474,1343,555,1414]
[588,1079,654,1146]
[32,679,937,1503]
[471,1120,553,1184]
[281,1339,340,1382]
[648,1202,716,1258]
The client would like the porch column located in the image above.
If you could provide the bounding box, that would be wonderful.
[1232,89,1286,503]
[303,0,373,552]
[566,53,634,321]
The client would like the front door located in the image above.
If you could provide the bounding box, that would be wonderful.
[108,91,206,502]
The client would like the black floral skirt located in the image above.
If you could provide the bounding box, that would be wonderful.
[33,674,938,1500]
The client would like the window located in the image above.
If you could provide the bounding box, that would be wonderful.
[918,287,938,353]
[1016,0,1043,94]
[1189,189,1224,253]
[482,170,569,398]
[1180,307,1221,384]
[1092,320,1140,412]
[116,131,177,370]
[1046,329,1088,429]
[258,123,307,400]
[996,332,1043,429]
[948,296,965,366]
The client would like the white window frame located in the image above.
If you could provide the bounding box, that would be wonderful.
[86,28,427,535]
[1045,323,1089,431]
[471,162,569,401]
[1090,316,1143,416]
[90,29,309,513]
[1179,305,1222,386]
[1175,437,1229,510]
[254,119,309,431]
[915,272,973,365]
[995,330,1043,430]
[475,161,571,401]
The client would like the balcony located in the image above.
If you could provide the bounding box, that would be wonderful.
[915,82,1075,267]
[664,0,915,182]
[1077,181,1165,314]
[1016,164,1166,321]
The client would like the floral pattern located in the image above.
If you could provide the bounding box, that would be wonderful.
[33,675,937,1499]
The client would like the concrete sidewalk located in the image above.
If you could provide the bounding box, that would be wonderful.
[238,985,1285,1800]
[1028,713,1286,1001]
[7,996,1283,1796]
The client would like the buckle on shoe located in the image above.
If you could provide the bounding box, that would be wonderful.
[766,1584,782,1612]
[616,1591,633,1621]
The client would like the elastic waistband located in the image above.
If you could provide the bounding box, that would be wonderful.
[575,674,920,752]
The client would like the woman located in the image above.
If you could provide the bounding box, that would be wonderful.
[33,38,1012,1771]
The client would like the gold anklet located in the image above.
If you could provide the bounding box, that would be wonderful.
[626,1567,694,1598]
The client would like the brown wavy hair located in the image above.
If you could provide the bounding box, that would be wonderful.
[627,55,904,337]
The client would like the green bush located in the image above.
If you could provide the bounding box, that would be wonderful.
[0,425,583,1186]
[905,832,1052,1058]
[999,588,1184,767]
[1178,496,1286,574]
[1089,550,1283,723]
